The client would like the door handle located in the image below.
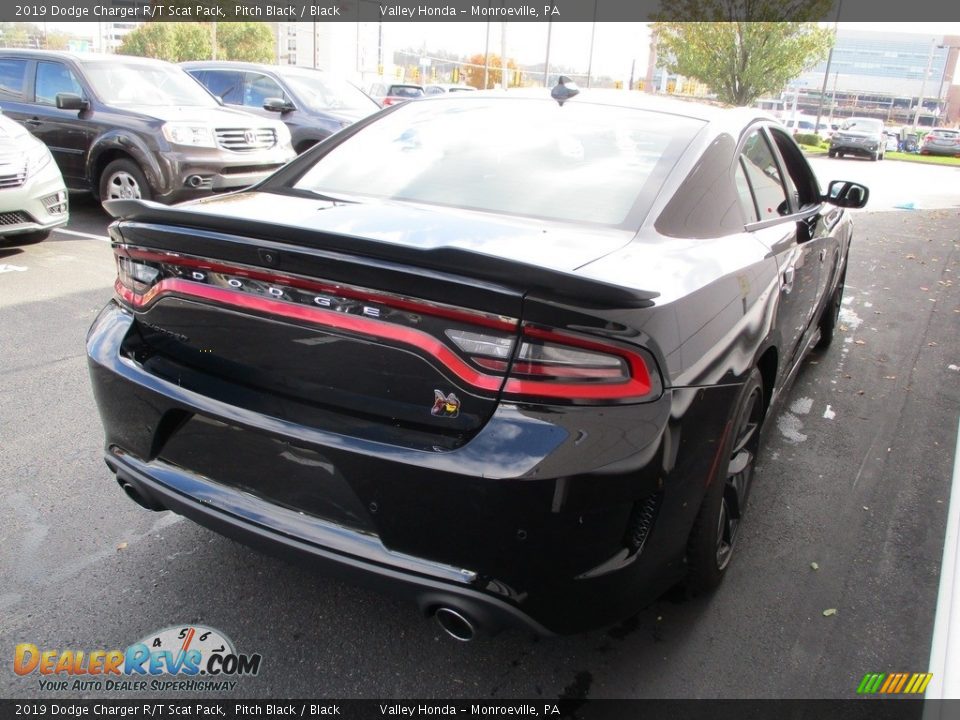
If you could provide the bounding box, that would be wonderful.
[24,118,41,127]
[782,267,795,294]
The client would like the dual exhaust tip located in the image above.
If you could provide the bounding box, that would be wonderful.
[433,606,477,642]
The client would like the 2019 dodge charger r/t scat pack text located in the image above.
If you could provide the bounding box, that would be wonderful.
[87,86,868,638]
[0,50,295,206]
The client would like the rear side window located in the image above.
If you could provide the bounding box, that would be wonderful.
[287,98,704,227]
[0,59,28,100]
[656,133,747,238]
[35,62,83,106]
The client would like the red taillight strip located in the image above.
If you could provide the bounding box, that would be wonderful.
[502,325,653,401]
[117,278,504,393]
[116,246,517,332]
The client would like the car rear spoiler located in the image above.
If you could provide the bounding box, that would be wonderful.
[104,199,659,310]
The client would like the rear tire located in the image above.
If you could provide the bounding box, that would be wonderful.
[685,368,765,594]
[99,159,151,206]
[828,150,837,158]
[816,265,847,350]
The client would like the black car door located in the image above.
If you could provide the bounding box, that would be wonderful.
[736,125,821,372]
[27,60,94,187]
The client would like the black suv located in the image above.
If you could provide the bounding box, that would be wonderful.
[0,50,296,204]
[182,61,380,154]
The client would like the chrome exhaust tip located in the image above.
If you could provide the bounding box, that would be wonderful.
[434,607,476,642]
[117,478,165,512]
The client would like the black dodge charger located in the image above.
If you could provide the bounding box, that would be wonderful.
[87,86,868,639]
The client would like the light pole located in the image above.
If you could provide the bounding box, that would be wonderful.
[934,44,960,127]
[543,21,552,87]
[912,38,937,129]
[814,0,843,134]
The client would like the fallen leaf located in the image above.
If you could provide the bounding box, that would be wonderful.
[884,375,896,379]
[928,342,939,347]
[823,608,838,617]
[811,562,819,571]
[863,506,869,511]
[854,339,866,345]
[117,542,128,551]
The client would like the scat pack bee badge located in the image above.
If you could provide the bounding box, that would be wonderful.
[431,390,461,419]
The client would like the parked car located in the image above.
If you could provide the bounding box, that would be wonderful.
[182,62,380,154]
[0,110,67,242]
[883,131,899,153]
[782,116,831,142]
[366,82,424,107]
[919,128,960,157]
[828,117,886,160]
[424,84,477,96]
[0,50,295,206]
[88,88,867,638]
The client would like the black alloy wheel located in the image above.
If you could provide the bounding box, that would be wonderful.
[686,368,765,592]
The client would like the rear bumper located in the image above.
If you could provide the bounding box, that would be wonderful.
[87,301,738,634]
[830,140,881,157]
[107,447,551,636]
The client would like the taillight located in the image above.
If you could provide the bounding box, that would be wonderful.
[115,249,162,304]
[448,325,658,403]
[924,134,934,143]
[382,97,397,106]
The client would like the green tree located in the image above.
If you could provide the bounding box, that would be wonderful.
[653,4,833,106]
[119,22,211,62]
[216,23,274,63]
[0,22,38,48]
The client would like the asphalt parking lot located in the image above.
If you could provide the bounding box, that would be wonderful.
[1,159,958,699]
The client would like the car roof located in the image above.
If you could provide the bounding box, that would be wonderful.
[0,48,170,66]
[182,60,288,73]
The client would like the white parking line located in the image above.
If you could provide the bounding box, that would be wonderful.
[53,228,111,242]
[924,417,960,704]
[0,264,28,273]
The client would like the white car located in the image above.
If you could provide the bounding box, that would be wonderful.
[0,111,68,242]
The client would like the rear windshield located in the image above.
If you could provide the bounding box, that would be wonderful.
[285,97,704,227]
[390,86,424,98]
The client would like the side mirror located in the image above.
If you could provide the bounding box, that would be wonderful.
[263,97,293,113]
[824,180,869,209]
[56,92,89,112]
